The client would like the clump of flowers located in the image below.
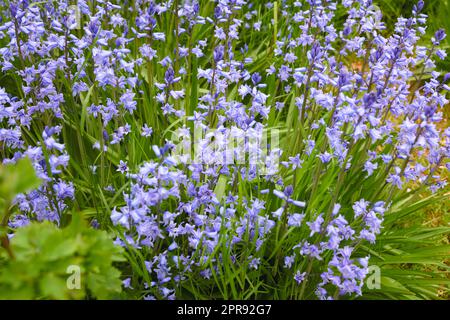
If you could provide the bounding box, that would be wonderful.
[0,0,448,300]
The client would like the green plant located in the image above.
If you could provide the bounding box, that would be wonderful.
[0,158,125,300]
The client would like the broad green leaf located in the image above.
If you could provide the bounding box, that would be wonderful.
[0,157,41,202]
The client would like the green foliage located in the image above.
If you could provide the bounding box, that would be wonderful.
[0,157,41,219]
[361,194,450,300]
[0,213,125,300]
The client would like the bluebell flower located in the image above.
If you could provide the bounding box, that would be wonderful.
[307,214,324,237]
[117,160,129,174]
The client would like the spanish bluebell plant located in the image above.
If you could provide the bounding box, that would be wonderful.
[0,0,448,300]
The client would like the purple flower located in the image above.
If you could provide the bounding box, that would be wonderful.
[284,255,295,269]
[288,213,305,227]
[164,67,175,84]
[318,152,332,164]
[213,45,224,62]
[307,214,324,237]
[249,257,260,270]
[294,271,306,285]
[251,72,262,85]
[142,124,153,137]
[434,29,446,44]
[123,278,133,289]
[117,160,128,174]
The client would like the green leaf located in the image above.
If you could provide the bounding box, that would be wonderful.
[0,212,123,300]
[380,276,414,295]
[40,273,69,300]
[0,157,41,202]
